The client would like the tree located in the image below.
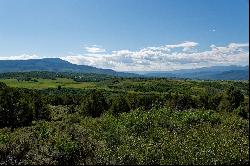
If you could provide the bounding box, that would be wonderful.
[0,88,50,128]
[170,93,194,111]
[0,82,7,90]
[0,88,34,128]
[32,93,50,121]
[57,85,62,90]
[208,93,222,110]
[198,93,209,109]
[225,86,244,110]
[80,90,108,117]
[219,86,245,112]
[126,92,140,110]
[110,96,131,115]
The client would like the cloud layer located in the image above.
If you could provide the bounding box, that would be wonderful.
[84,45,106,53]
[0,54,41,60]
[0,41,248,71]
[63,41,249,71]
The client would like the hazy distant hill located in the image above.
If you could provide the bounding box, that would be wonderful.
[144,65,249,80]
[198,69,249,80]
[0,58,138,77]
[0,58,248,80]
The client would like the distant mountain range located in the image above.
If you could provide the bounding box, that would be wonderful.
[142,65,249,80]
[0,58,138,77]
[0,58,248,80]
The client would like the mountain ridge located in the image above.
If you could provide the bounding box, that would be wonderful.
[0,58,248,80]
[143,65,249,80]
[0,58,138,77]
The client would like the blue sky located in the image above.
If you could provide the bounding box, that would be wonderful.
[0,0,249,71]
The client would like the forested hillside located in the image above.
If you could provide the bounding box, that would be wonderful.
[144,65,249,80]
[0,58,138,77]
[1,59,248,80]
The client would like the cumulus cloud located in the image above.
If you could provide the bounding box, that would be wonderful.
[228,43,249,48]
[165,41,198,49]
[64,41,249,71]
[0,41,248,72]
[84,45,106,53]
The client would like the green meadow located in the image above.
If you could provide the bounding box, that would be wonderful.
[0,78,96,89]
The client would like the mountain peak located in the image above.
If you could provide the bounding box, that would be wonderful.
[37,58,72,64]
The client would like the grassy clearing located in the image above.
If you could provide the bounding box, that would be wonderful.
[0,78,96,89]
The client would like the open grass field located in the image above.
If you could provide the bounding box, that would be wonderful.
[0,78,96,89]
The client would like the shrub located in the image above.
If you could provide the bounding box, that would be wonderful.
[110,96,130,115]
[234,105,249,119]
[0,88,34,128]
[0,82,7,90]
[220,86,245,112]
[0,88,50,128]
[182,110,221,126]
[80,90,108,117]
[170,94,195,111]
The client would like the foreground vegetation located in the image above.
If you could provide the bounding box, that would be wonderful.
[0,72,249,165]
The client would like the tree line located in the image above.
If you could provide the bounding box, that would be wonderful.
[0,81,248,129]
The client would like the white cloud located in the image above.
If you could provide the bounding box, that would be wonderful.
[64,41,249,71]
[165,41,198,49]
[0,41,248,72]
[84,45,106,53]
[228,43,249,48]
[0,54,40,60]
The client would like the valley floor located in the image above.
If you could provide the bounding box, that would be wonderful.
[0,72,249,165]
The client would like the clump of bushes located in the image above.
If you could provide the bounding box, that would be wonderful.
[1,108,248,165]
[0,87,50,128]
[80,90,108,117]
[110,96,131,115]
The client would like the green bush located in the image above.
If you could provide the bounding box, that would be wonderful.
[182,110,221,126]
[170,93,195,111]
[0,88,34,128]
[219,86,245,112]
[0,88,50,128]
[0,76,249,165]
[110,96,130,115]
[0,82,7,90]
[0,108,249,165]
[234,105,249,119]
[80,90,108,117]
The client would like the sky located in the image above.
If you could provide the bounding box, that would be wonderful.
[0,0,249,71]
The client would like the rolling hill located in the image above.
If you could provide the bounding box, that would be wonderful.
[0,58,248,80]
[143,65,249,80]
[0,58,138,77]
